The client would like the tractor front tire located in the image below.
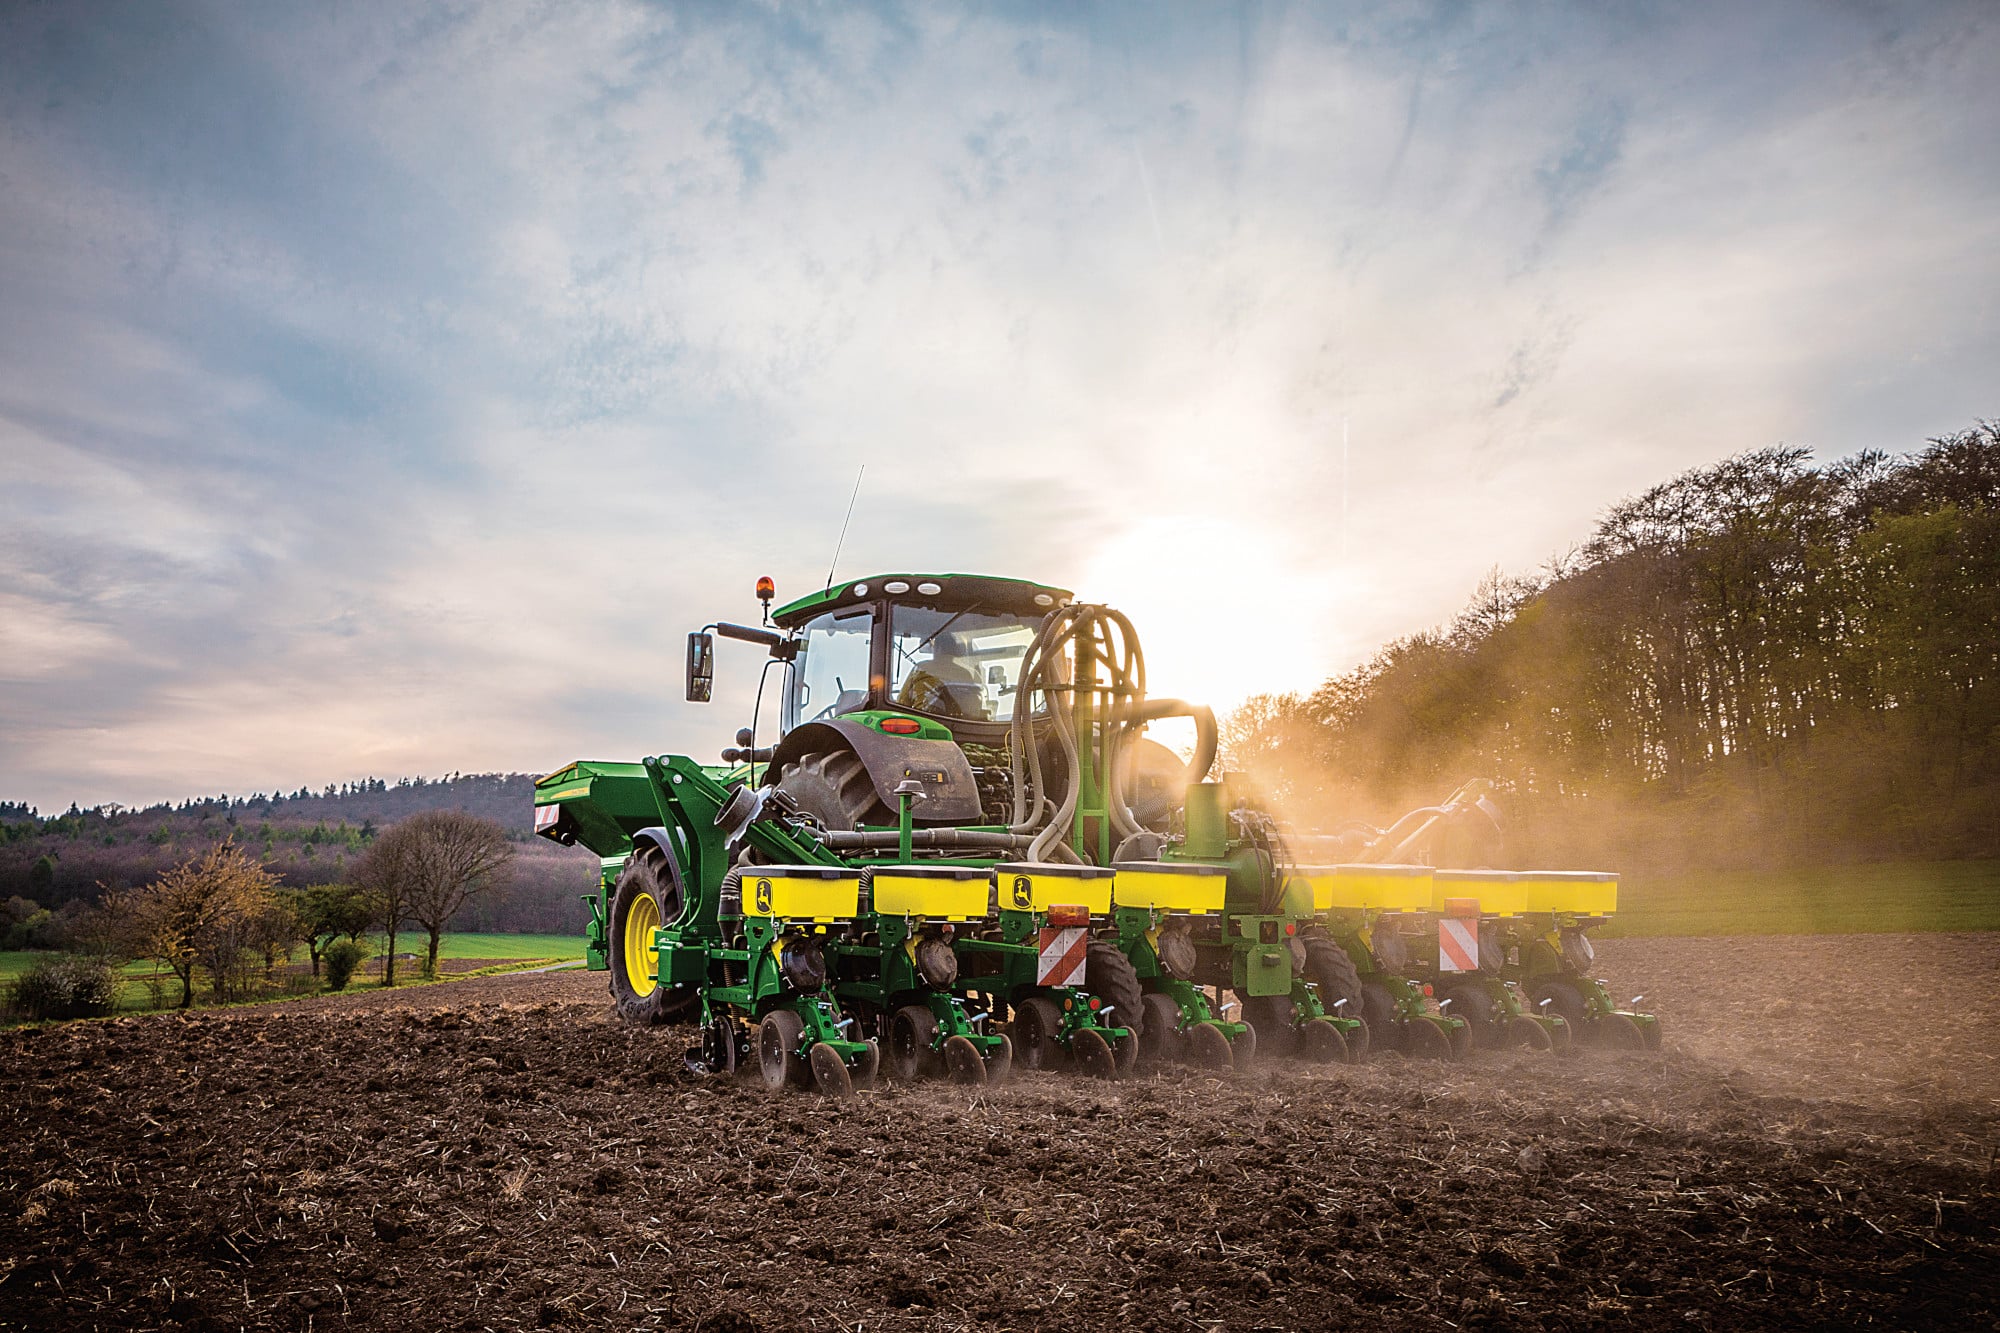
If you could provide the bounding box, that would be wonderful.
[609,846,697,1026]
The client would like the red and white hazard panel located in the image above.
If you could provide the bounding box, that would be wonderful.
[1037,926,1088,987]
[1438,918,1479,972]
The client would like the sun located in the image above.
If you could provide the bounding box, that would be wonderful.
[1078,516,1339,722]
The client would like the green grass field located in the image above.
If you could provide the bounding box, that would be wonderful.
[1601,859,2000,937]
[383,931,585,961]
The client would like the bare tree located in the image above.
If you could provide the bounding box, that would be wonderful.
[358,812,514,981]
[125,842,280,1009]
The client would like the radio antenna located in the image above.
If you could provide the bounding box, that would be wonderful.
[824,463,866,590]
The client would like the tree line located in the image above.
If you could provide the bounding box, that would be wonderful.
[7,811,518,1020]
[1224,423,2000,873]
[0,773,595,933]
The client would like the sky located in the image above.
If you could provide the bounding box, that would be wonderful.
[2,0,1996,814]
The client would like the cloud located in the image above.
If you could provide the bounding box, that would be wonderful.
[1,0,1997,810]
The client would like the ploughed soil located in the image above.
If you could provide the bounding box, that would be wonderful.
[3,935,1997,1332]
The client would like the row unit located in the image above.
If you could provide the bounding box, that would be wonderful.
[730,861,1618,923]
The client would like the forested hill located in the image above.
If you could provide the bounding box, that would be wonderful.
[1224,423,2000,874]
[0,774,594,932]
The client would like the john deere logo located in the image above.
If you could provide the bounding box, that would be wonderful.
[753,878,774,914]
[1011,875,1032,909]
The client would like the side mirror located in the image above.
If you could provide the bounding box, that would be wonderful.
[686,631,715,703]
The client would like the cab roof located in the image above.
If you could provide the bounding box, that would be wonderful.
[773,573,1072,629]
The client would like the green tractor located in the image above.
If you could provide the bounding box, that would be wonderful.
[534,572,1370,1088]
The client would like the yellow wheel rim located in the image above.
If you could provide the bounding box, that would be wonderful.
[623,891,661,997]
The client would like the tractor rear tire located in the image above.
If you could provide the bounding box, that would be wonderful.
[1014,997,1068,1071]
[1139,992,1184,1066]
[772,750,891,831]
[1086,942,1145,1038]
[1303,937,1365,1025]
[609,846,698,1026]
[888,1005,945,1082]
[1241,995,1296,1058]
[758,1010,810,1091]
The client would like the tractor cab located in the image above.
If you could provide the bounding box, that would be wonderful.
[770,574,1071,739]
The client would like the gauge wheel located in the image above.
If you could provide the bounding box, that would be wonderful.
[888,1005,944,1083]
[1139,992,1185,1065]
[1402,1016,1454,1061]
[1510,1015,1554,1053]
[984,1033,1015,1084]
[851,1038,880,1090]
[758,1009,810,1091]
[1240,994,1297,1058]
[1013,996,1069,1071]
